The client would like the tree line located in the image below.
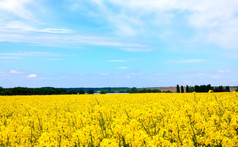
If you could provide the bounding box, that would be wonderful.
[176,84,233,93]
[0,87,87,95]
[0,85,236,95]
[129,87,172,93]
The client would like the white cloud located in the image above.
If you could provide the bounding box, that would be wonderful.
[0,0,34,19]
[2,21,72,34]
[0,27,148,49]
[0,0,150,51]
[118,67,129,69]
[2,0,238,50]
[10,70,24,74]
[0,52,62,57]
[0,70,24,77]
[27,74,37,78]
[218,70,231,73]
[89,0,238,48]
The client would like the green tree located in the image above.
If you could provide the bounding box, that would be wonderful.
[130,87,138,93]
[87,89,94,94]
[181,86,184,93]
[100,91,106,94]
[186,85,189,93]
[79,89,85,94]
[195,85,199,92]
[152,89,161,93]
[225,86,230,92]
[176,85,180,93]
[68,90,77,94]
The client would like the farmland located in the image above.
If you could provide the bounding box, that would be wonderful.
[0,93,237,146]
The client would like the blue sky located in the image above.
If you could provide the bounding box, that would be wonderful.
[0,0,238,88]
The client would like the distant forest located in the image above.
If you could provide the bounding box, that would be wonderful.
[176,84,236,93]
[0,85,237,95]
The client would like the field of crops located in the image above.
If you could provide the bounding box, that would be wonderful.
[0,93,237,146]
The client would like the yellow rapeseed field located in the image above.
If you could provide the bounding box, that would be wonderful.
[0,93,238,146]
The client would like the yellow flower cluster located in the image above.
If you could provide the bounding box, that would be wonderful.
[0,93,237,146]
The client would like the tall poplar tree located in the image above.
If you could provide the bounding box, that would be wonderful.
[186,85,189,93]
[176,85,180,93]
[181,86,184,93]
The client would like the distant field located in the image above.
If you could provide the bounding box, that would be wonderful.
[0,93,237,146]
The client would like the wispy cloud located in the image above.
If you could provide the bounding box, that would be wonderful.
[0,0,34,20]
[118,67,129,69]
[218,70,231,73]
[84,0,238,49]
[0,0,152,51]
[1,21,72,34]
[121,48,154,52]
[27,74,37,78]
[0,70,24,77]
[10,70,24,74]
[0,29,148,49]
[0,52,62,57]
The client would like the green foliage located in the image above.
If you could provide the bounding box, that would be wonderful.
[0,87,67,95]
[129,87,161,93]
[79,89,85,94]
[213,86,225,92]
[177,85,180,93]
[189,87,195,92]
[130,87,138,93]
[181,86,184,93]
[87,89,94,94]
[225,86,230,92]
[100,91,106,94]
[195,84,212,92]
[68,90,77,94]
[186,85,189,93]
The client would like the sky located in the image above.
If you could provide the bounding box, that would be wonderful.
[0,0,238,88]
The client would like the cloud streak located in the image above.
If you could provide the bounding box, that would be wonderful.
[86,0,238,49]
[118,67,129,69]
[27,74,37,78]
[0,52,62,57]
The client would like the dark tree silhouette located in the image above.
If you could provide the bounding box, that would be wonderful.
[176,85,180,93]
[100,91,106,94]
[186,85,189,93]
[225,86,230,92]
[79,89,85,94]
[87,89,94,94]
[181,86,184,93]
